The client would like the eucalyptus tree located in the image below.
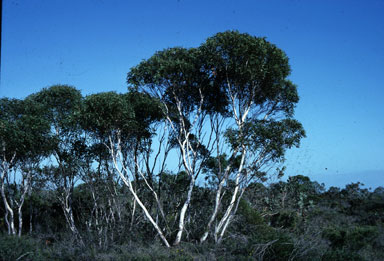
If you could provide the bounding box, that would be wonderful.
[198,31,305,243]
[81,91,170,246]
[27,85,85,244]
[0,97,51,236]
[128,31,305,245]
[128,47,220,245]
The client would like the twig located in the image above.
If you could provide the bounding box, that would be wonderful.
[16,251,33,261]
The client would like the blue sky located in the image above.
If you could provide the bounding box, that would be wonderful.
[1,0,384,189]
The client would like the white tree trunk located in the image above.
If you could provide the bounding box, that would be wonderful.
[199,176,226,243]
[214,146,246,243]
[0,153,17,235]
[16,171,31,237]
[200,145,240,243]
[173,175,195,246]
[61,191,84,246]
[1,185,16,235]
[109,137,171,248]
[217,188,245,244]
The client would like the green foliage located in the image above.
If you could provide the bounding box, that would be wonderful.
[238,199,264,226]
[0,234,42,260]
[24,190,65,234]
[128,30,302,120]
[125,91,165,136]
[225,119,305,161]
[201,30,299,116]
[0,97,51,161]
[321,225,379,260]
[26,85,85,171]
[128,47,211,114]
[0,180,383,260]
[82,91,135,138]
[322,249,363,261]
[323,225,378,251]
[228,200,295,260]
[27,85,83,133]
[202,154,242,186]
[270,210,299,230]
[221,225,294,260]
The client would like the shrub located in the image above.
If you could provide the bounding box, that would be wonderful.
[0,234,41,261]
[270,210,299,230]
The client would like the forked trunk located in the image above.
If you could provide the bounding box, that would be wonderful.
[213,147,246,243]
[110,140,171,247]
[1,191,16,235]
[62,194,84,246]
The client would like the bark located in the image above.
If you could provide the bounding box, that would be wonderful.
[0,152,17,235]
[200,145,240,243]
[214,147,246,242]
[199,174,226,243]
[59,181,84,247]
[16,171,31,237]
[133,157,168,231]
[109,135,171,248]
[62,194,84,246]
[173,175,195,246]
[171,90,207,246]
[217,187,245,244]
[1,183,15,235]
[130,197,136,230]
[54,150,84,246]
[201,78,253,243]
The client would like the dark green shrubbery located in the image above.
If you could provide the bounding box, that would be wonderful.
[1,178,383,260]
[220,199,295,260]
[0,234,201,261]
[322,225,379,261]
[270,210,299,230]
[0,234,41,261]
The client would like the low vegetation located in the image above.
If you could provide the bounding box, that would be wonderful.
[0,179,383,260]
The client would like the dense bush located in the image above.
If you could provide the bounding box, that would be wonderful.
[1,179,383,260]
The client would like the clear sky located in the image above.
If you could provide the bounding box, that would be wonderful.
[1,0,383,189]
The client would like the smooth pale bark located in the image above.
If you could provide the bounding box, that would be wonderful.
[1,153,17,235]
[53,150,84,245]
[214,147,246,242]
[1,182,16,235]
[17,172,31,237]
[174,175,195,246]
[1,155,34,237]
[171,91,207,246]
[199,133,240,243]
[201,79,253,243]
[130,197,136,230]
[87,185,105,248]
[1,173,31,237]
[109,136,171,248]
[198,116,227,243]
[172,131,195,246]
[142,126,172,233]
[61,191,84,246]
[199,161,232,243]
[212,80,253,243]
[217,187,246,243]
[133,158,168,231]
